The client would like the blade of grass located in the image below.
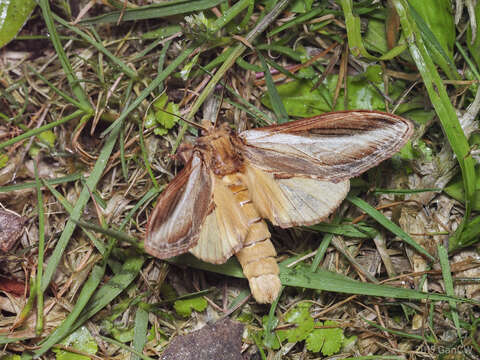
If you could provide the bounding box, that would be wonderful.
[33,160,45,335]
[73,220,142,250]
[437,244,461,340]
[98,335,154,360]
[0,110,85,150]
[258,52,289,123]
[38,0,91,109]
[267,7,325,37]
[71,255,144,331]
[174,0,291,152]
[34,263,106,357]
[392,0,477,251]
[42,180,107,255]
[170,255,475,304]
[131,307,149,360]
[309,223,377,238]
[407,3,459,80]
[456,40,480,80]
[339,0,377,60]
[41,122,121,291]
[373,188,441,194]
[52,14,137,79]
[119,187,162,231]
[347,195,435,261]
[279,263,474,304]
[27,65,91,112]
[79,0,226,24]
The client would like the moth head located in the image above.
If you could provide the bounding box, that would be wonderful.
[200,119,215,134]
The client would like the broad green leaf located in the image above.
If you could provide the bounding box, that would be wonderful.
[408,0,459,79]
[364,18,389,55]
[0,0,36,48]
[52,326,97,360]
[306,320,344,355]
[261,75,407,117]
[277,303,314,343]
[174,296,207,317]
[409,0,455,59]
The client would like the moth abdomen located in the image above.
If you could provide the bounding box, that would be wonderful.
[222,173,281,303]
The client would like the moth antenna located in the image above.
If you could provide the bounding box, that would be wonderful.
[157,107,209,132]
[213,87,225,128]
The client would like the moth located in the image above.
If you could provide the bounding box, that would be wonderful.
[145,110,413,303]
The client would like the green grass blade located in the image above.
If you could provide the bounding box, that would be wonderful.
[340,0,377,60]
[280,264,473,304]
[41,122,122,292]
[79,0,226,24]
[131,307,149,360]
[437,244,461,339]
[258,52,289,123]
[34,264,105,357]
[169,255,475,304]
[0,110,84,150]
[52,14,137,79]
[392,0,477,251]
[42,180,107,255]
[33,161,45,335]
[72,256,144,331]
[347,195,435,261]
[37,0,91,109]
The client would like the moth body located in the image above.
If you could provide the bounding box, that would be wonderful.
[145,110,414,304]
[220,173,281,303]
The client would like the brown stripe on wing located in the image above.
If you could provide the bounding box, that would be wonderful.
[145,153,213,259]
[239,110,413,183]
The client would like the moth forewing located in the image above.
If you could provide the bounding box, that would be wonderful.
[239,110,413,182]
[145,110,413,303]
[145,153,212,259]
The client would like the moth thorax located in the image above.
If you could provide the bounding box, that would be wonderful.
[209,135,243,176]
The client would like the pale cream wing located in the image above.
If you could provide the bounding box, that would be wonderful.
[244,164,349,228]
[190,176,249,264]
[239,110,413,183]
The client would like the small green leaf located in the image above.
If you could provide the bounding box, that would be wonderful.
[276,303,314,343]
[173,296,207,317]
[148,93,180,136]
[52,326,97,360]
[111,326,135,343]
[0,153,8,169]
[305,320,344,356]
[262,315,280,350]
[37,130,57,147]
[0,0,36,48]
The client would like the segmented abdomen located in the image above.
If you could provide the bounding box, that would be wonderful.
[223,176,282,303]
